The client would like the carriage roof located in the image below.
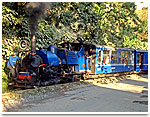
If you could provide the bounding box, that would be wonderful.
[83,43,135,51]
[70,42,147,52]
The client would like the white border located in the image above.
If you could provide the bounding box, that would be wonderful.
[148,0,150,114]
[1,112,149,114]
[1,0,150,3]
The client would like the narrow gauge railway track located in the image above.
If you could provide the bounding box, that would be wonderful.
[84,71,148,85]
[8,71,147,90]
[84,71,147,80]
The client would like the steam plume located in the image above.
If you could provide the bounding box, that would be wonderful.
[26,2,47,35]
[26,2,57,53]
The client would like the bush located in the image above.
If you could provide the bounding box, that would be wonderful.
[2,37,20,91]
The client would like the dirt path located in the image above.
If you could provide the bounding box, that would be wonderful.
[2,74,148,112]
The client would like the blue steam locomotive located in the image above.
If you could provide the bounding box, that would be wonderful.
[14,40,148,88]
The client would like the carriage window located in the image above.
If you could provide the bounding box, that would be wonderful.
[137,54,140,64]
[103,50,110,64]
[98,50,101,64]
[119,51,125,64]
[111,51,118,64]
[125,51,133,64]
[125,51,130,64]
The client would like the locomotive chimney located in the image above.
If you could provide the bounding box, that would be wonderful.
[31,35,36,53]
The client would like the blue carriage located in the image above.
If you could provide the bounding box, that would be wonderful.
[74,43,148,74]
[94,45,135,74]
[135,50,148,71]
[73,44,135,74]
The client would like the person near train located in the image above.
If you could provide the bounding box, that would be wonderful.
[7,52,21,78]
[125,56,128,66]
[86,48,93,69]
[104,55,110,64]
[111,56,114,64]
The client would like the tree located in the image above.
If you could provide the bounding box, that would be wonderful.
[45,2,148,50]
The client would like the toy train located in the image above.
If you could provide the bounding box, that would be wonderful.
[11,40,148,88]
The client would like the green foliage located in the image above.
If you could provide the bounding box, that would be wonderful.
[20,18,31,41]
[2,60,8,91]
[44,2,148,49]
[2,2,27,38]
[2,37,20,91]
[2,5,19,37]
[46,2,102,43]
[2,37,20,60]
[123,35,148,50]
[3,2,148,50]
[35,18,85,49]
[2,3,29,91]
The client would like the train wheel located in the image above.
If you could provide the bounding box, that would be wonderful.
[40,65,60,86]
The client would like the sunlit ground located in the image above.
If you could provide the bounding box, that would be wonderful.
[2,74,148,112]
[87,74,148,93]
[125,74,148,83]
